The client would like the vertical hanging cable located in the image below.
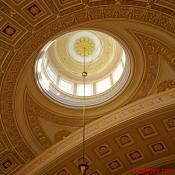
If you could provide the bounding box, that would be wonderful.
[79,48,89,175]
[83,47,86,163]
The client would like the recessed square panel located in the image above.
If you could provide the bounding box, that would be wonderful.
[56,168,72,175]
[94,143,112,158]
[163,117,175,131]
[149,141,167,155]
[27,4,42,17]
[127,149,144,163]
[2,160,13,169]
[115,133,135,148]
[0,152,21,174]
[106,158,123,172]
[22,0,51,25]
[24,1,44,19]
[138,124,158,139]
[2,24,17,38]
[1,21,25,44]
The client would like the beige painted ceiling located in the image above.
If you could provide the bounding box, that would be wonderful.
[0,0,175,175]
[50,30,119,79]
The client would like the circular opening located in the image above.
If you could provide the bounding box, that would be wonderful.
[35,30,131,107]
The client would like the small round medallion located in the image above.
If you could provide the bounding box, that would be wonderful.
[74,37,95,57]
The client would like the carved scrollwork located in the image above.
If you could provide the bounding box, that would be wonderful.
[55,130,71,143]
[157,80,175,92]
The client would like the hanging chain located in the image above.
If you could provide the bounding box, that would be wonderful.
[82,47,87,164]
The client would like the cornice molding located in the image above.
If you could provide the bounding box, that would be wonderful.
[16,89,175,175]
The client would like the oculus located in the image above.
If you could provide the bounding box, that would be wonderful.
[35,30,131,107]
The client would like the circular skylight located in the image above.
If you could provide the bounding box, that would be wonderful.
[35,30,131,107]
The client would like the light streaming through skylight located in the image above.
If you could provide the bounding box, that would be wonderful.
[46,65,56,83]
[96,77,111,94]
[58,79,73,94]
[37,59,42,73]
[112,64,123,83]
[35,29,131,107]
[77,84,93,96]
[122,50,126,66]
[40,72,50,91]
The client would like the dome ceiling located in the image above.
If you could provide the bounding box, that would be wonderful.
[0,0,175,175]
[35,30,131,107]
[52,30,118,78]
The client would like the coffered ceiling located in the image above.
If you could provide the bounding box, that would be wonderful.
[0,0,175,175]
